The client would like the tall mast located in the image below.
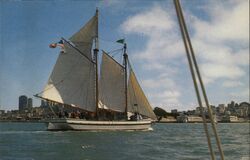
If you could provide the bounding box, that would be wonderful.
[94,8,99,119]
[123,43,128,119]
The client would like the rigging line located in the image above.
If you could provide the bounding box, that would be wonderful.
[174,0,215,160]
[62,37,96,65]
[49,103,58,117]
[176,0,225,159]
[99,37,119,44]
[107,48,123,55]
[33,95,58,117]
[109,49,123,58]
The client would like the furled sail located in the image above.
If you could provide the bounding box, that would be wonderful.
[99,51,125,112]
[69,13,97,59]
[128,69,156,119]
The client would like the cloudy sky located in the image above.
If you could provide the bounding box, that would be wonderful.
[0,0,249,111]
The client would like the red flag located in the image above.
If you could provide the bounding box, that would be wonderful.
[49,43,57,48]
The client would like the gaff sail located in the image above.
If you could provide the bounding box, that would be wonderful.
[99,51,125,112]
[39,14,98,112]
[127,69,156,119]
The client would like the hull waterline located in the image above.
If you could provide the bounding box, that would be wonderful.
[47,118,153,131]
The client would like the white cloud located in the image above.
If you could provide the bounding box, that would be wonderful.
[141,73,181,110]
[121,1,249,110]
[229,89,249,101]
[201,63,245,80]
[191,0,249,83]
[121,5,184,110]
[122,5,174,35]
[222,81,244,87]
[148,90,181,109]
[193,0,249,44]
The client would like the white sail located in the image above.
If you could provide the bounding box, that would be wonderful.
[41,42,96,112]
[69,14,97,58]
[40,13,98,112]
[99,51,125,112]
[128,70,156,119]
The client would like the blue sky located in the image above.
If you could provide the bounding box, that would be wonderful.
[0,0,249,111]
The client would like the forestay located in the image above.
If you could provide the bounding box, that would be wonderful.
[128,70,156,119]
[99,52,125,112]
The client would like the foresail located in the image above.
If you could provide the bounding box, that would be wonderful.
[128,70,156,119]
[99,51,125,112]
[41,42,96,112]
[69,14,97,59]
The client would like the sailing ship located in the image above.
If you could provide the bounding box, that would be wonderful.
[35,9,156,131]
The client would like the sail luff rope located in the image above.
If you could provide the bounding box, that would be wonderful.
[173,0,216,159]
[175,0,225,159]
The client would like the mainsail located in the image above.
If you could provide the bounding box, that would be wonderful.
[99,51,125,112]
[40,14,98,112]
[128,69,156,119]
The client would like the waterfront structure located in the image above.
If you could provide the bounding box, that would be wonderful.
[221,115,239,122]
[19,95,28,111]
[177,115,203,123]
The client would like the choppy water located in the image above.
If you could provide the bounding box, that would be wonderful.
[0,122,249,160]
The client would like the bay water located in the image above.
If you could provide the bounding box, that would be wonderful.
[0,122,249,160]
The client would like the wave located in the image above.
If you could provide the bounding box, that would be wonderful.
[0,130,48,135]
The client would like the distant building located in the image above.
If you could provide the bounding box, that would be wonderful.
[195,106,206,115]
[238,102,250,117]
[171,109,178,114]
[27,98,33,109]
[19,95,28,111]
[41,100,48,108]
[218,104,226,114]
[228,101,235,109]
[0,110,5,115]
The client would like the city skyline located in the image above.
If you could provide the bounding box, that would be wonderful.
[0,0,249,111]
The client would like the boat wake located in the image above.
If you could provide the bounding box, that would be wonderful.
[81,145,95,149]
